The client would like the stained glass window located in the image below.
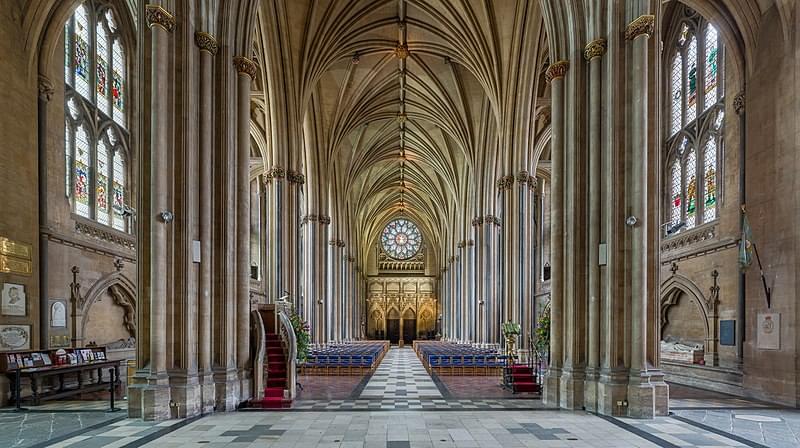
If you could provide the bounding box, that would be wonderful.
[704,24,719,111]
[73,5,91,99]
[112,39,125,126]
[381,219,422,260]
[670,160,681,228]
[703,138,717,222]
[96,139,110,225]
[96,22,109,112]
[686,36,697,123]
[685,149,697,229]
[670,55,683,136]
[74,125,91,218]
[664,6,725,236]
[64,1,129,232]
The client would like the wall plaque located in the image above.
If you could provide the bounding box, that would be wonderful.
[757,313,780,350]
[0,255,32,275]
[719,320,735,346]
[0,237,32,260]
[1,283,26,316]
[50,300,67,327]
[0,325,30,351]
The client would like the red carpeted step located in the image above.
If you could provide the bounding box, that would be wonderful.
[264,387,284,398]
[513,382,541,393]
[267,378,286,388]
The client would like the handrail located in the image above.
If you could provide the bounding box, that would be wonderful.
[250,310,266,401]
[277,309,297,400]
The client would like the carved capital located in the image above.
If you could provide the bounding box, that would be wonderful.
[625,15,655,41]
[472,216,483,227]
[233,56,257,80]
[545,60,569,83]
[337,240,346,248]
[194,31,218,55]
[319,215,331,225]
[527,176,537,190]
[734,92,745,115]
[287,170,306,185]
[496,175,514,191]
[584,38,607,61]
[457,240,466,249]
[484,215,501,226]
[516,170,529,186]
[145,4,175,32]
[265,166,286,182]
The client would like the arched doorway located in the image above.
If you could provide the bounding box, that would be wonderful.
[402,308,416,344]
[386,307,401,344]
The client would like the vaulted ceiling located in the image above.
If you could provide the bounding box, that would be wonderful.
[251,0,549,266]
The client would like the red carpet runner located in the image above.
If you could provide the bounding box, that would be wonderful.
[509,364,540,394]
[259,333,291,408]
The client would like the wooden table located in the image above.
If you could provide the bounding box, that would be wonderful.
[8,360,121,406]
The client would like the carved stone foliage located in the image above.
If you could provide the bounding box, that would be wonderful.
[661,225,716,252]
[545,61,569,83]
[108,283,136,337]
[625,15,655,41]
[584,38,607,61]
[145,4,175,32]
[194,32,218,55]
[233,56,258,80]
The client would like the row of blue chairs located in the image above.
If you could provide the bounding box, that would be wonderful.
[302,342,389,375]
[426,354,510,376]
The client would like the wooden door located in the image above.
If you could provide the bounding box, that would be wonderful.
[402,319,416,344]
[386,319,400,344]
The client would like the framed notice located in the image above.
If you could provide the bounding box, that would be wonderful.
[757,313,780,350]
[1,283,26,316]
[0,325,30,351]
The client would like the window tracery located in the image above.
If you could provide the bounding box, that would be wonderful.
[64,1,129,232]
[381,219,422,260]
[664,5,724,235]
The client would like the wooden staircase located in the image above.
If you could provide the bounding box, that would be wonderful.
[258,332,292,408]
[508,364,541,394]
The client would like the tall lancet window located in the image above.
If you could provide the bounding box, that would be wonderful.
[664,4,724,235]
[64,1,130,232]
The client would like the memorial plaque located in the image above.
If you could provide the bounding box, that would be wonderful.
[757,313,780,350]
[50,300,67,327]
[719,320,735,346]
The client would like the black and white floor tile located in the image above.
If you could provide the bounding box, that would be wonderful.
[358,347,442,399]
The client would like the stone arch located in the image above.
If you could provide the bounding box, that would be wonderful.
[659,274,710,343]
[80,271,136,344]
[402,308,416,320]
[386,307,401,320]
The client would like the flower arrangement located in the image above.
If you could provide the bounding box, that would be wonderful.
[289,310,310,362]
[533,300,551,361]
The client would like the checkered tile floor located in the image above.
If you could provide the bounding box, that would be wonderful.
[359,347,442,399]
[284,398,548,411]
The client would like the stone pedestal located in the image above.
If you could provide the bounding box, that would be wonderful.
[559,367,585,409]
[543,367,561,405]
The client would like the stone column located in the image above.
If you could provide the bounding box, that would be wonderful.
[625,15,658,418]
[584,38,607,412]
[233,55,256,399]
[38,76,54,350]
[734,92,746,369]
[543,60,568,406]
[194,30,217,414]
[472,217,485,342]
[132,4,175,421]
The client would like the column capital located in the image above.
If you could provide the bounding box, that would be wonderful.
[195,31,218,55]
[625,15,655,41]
[145,4,175,32]
[319,215,332,225]
[233,56,257,80]
[287,169,306,185]
[584,38,607,61]
[484,215,501,226]
[472,216,484,227]
[38,75,54,102]
[265,166,286,182]
[734,91,745,115]
[545,61,570,83]
[495,175,514,191]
